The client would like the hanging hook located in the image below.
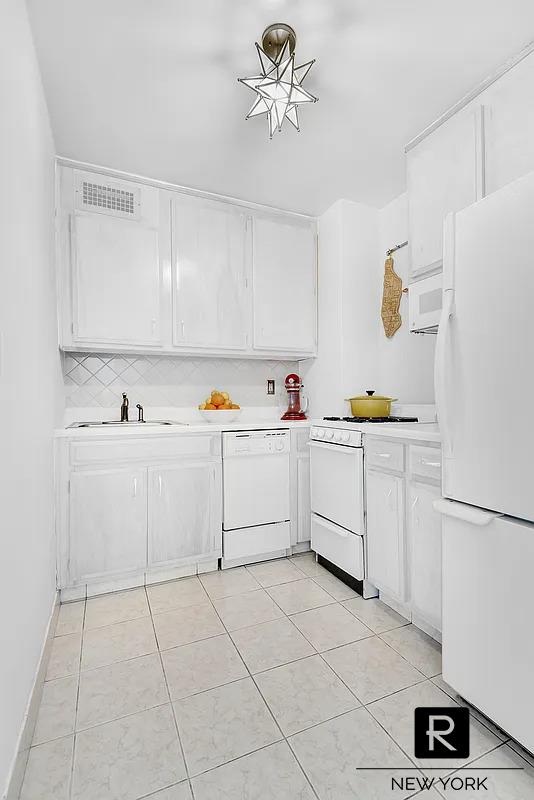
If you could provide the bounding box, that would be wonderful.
[386,240,409,257]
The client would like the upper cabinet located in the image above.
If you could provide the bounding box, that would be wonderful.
[57,165,317,359]
[406,48,534,282]
[407,107,481,279]
[59,169,164,348]
[172,195,249,352]
[253,215,317,354]
[482,55,534,195]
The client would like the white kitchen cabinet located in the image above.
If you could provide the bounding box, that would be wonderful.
[148,461,222,568]
[252,215,316,354]
[57,162,318,359]
[69,467,147,585]
[72,213,162,346]
[407,108,480,279]
[172,195,249,351]
[366,469,406,601]
[482,55,534,195]
[409,481,442,632]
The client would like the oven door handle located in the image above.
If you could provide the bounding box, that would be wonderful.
[308,441,359,452]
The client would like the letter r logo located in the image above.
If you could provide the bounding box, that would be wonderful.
[414,707,470,759]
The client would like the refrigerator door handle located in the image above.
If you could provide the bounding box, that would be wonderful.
[435,288,455,459]
[433,498,503,526]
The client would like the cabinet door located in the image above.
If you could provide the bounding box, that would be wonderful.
[366,470,406,601]
[297,454,311,543]
[148,462,222,568]
[172,195,249,350]
[409,481,442,632]
[72,212,162,346]
[252,215,316,353]
[407,109,479,278]
[483,56,534,195]
[69,468,147,584]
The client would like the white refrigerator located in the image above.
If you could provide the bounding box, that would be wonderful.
[435,170,534,754]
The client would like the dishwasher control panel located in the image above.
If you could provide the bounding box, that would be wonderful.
[223,429,290,457]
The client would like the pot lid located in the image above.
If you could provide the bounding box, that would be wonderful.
[349,390,395,401]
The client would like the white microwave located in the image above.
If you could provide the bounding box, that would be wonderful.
[409,273,442,333]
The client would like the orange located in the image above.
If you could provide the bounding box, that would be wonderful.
[211,392,225,407]
[230,404,240,409]
[205,403,216,410]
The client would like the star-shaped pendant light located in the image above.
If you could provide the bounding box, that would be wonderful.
[238,23,317,138]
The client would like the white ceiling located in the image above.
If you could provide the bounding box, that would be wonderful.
[28,0,534,214]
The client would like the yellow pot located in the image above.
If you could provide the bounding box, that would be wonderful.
[345,390,397,418]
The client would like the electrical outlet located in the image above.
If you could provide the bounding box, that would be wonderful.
[267,379,275,395]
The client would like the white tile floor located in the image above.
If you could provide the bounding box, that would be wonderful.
[21,554,534,800]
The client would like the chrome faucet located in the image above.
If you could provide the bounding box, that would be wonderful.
[136,404,145,423]
[120,392,129,422]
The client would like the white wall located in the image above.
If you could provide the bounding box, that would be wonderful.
[0,1,63,794]
[302,200,380,417]
[303,194,435,418]
[377,193,436,403]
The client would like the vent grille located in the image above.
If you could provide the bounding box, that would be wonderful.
[81,181,135,215]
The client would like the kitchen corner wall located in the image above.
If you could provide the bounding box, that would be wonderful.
[0,1,64,795]
[302,193,436,419]
[377,193,436,403]
[63,353,298,409]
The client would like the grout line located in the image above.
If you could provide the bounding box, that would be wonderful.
[69,596,86,800]
[145,585,193,795]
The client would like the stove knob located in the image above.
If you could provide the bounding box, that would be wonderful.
[334,432,343,442]
[315,428,325,439]
[325,430,334,440]
[342,431,350,443]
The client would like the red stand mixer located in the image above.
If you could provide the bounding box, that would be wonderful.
[281,373,308,420]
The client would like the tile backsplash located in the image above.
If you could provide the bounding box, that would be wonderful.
[62,353,298,408]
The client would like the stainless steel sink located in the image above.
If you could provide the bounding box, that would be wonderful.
[67,420,187,428]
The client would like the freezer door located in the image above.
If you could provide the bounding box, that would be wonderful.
[438,499,534,752]
[437,172,534,520]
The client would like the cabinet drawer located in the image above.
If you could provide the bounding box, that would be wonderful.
[365,439,404,472]
[311,514,364,580]
[71,434,221,465]
[409,445,441,482]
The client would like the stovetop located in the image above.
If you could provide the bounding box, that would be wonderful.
[323,416,419,423]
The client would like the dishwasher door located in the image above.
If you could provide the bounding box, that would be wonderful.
[223,431,290,531]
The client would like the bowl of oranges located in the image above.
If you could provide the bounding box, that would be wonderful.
[199,391,241,423]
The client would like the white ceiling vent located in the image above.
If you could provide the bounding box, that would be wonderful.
[75,173,140,219]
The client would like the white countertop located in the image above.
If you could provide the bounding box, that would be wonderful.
[56,406,311,438]
[359,422,440,443]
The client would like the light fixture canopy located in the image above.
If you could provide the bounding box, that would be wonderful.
[238,23,317,139]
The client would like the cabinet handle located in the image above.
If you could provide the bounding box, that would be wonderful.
[386,488,393,499]
[180,320,185,338]
[132,477,137,498]
[151,318,157,336]
[376,452,392,459]
[421,458,440,468]
[411,495,419,510]
[158,475,162,496]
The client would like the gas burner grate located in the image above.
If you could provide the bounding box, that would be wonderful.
[323,416,418,423]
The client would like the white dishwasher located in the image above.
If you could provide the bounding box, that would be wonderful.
[222,430,291,567]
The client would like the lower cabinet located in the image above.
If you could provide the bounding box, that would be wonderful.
[409,481,442,632]
[364,435,442,638]
[148,462,221,568]
[70,467,147,584]
[366,470,406,601]
[60,433,223,594]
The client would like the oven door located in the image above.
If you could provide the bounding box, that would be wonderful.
[309,440,364,534]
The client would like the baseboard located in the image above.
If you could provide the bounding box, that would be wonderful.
[4,591,59,800]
